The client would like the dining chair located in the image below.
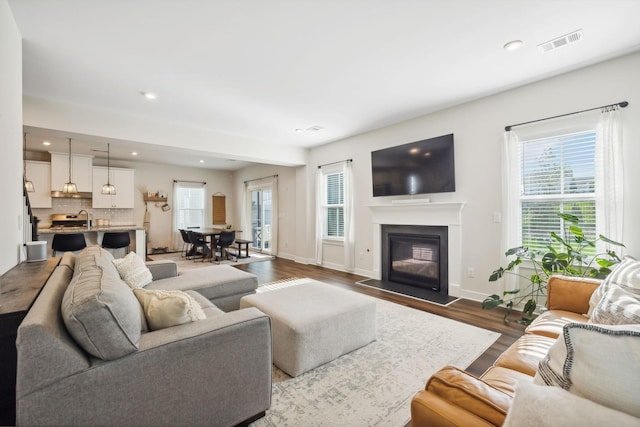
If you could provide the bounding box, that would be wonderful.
[186,230,209,261]
[216,230,236,263]
[178,229,192,258]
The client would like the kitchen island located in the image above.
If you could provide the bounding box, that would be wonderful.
[38,226,146,258]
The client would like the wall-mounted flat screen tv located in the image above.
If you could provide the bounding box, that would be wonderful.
[371,133,455,197]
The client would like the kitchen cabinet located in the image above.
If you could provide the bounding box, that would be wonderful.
[92,166,135,208]
[50,153,93,193]
[25,161,52,208]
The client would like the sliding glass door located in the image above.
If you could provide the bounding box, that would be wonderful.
[250,187,272,253]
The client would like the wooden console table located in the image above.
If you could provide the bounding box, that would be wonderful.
[0,257,60,426]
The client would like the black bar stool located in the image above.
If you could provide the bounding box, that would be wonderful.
[102,232,131,257]
[51,233,87,257]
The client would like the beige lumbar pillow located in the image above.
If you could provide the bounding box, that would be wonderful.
[112,252,153,289]
[133,288,206,331]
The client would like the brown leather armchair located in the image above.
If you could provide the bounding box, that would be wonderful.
[411,275,601,426]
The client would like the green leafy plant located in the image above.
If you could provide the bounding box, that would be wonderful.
[482,212,624,325]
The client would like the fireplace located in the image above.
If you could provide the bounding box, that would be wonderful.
[382,225,448,296]
[366,201,464,304]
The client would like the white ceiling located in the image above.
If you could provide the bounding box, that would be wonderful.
[10,0,640,169]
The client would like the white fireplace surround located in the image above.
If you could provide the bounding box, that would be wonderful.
[368,201,466,297]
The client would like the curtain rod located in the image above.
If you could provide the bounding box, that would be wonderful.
[505,101,629,132]
[317,158,353,169]
[173,179,206,184]
[244,174,278,184]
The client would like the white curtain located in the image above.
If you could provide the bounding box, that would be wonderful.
[343,161,355,272]
[596,107,624,250]
[171,181,181,251]
[501,130,521,292]
[241,181,249,247]
[271,176,279,256]
[315,167,324,264]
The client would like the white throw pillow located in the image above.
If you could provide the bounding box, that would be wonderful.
[588,255,640,318]
[133,288,206,331]
[112,252,153,289]
[503,381,640,427]
[590,284,640,324]
[534,323,640,418]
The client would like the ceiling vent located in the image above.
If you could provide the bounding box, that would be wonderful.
[538,29,583,53]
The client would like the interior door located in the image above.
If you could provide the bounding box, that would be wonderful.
[250,187,272,254]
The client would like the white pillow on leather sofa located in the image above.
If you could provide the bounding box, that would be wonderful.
[504,381,640,427]
[534,322,640,418]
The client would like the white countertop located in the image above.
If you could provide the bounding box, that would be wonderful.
[38,225,144,234]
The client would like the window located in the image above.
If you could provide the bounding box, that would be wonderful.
[323,171,344,239]
[519,130,597,255]
[175,185,205,229]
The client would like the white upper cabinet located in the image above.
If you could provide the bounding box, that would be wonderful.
[50,153,93,193]
[92,166,135,208]
[25,160,52,208]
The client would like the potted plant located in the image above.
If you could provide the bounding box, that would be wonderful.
[482,212,624,324]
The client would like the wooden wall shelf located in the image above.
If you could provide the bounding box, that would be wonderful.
[144,196,167,202]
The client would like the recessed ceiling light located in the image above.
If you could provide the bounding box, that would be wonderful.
[141,91,157,100]
[503,40,524,51]
[130,151,138,156]
[294,128,304,133]
[199,160,204,163]
[42,141,51,146]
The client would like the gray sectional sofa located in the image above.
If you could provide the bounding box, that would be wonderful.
[16,246,272,427]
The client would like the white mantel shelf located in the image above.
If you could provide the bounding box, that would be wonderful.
[368,201,466,207]
[368,201,466,297]
[368,201,466,226]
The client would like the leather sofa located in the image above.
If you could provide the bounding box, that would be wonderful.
[410,275,601,427]
[16,246,272,427]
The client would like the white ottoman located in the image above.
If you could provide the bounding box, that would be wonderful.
[240,281,377,377]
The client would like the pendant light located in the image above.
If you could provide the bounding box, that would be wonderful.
[23,132,35,192]
[101,143,116,195]
[62,138,78,194]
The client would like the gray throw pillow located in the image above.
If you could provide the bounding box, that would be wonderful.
[62,264,142,360]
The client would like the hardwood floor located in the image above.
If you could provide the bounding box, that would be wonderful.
[236,257,526,377]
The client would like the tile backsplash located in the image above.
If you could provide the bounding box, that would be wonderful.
[33,198,135,227]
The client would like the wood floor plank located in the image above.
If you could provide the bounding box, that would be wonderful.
[235,257,525,377]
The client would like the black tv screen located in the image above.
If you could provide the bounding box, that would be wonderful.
[371,134,455,197]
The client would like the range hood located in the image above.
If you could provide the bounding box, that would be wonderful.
[50,191,93,199]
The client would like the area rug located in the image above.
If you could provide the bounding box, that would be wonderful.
[147,251,274,272]
[251,278,500,427]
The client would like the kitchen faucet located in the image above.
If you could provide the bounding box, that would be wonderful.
[78,210,91,230]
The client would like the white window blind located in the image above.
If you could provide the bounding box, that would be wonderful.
[175,186,205,229]
[520,130,597,255]
[325,172,344,238]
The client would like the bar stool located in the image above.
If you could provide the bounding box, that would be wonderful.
[102,232,131,257]
[51,233,87,257]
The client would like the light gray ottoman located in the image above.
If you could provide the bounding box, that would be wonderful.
[240,281,377,377]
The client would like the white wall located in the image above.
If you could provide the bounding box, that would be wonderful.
[307,52,640,301]
[101,159,236,252]
[0,0,23,274]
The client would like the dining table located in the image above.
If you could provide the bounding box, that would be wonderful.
[189,228,242,262]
